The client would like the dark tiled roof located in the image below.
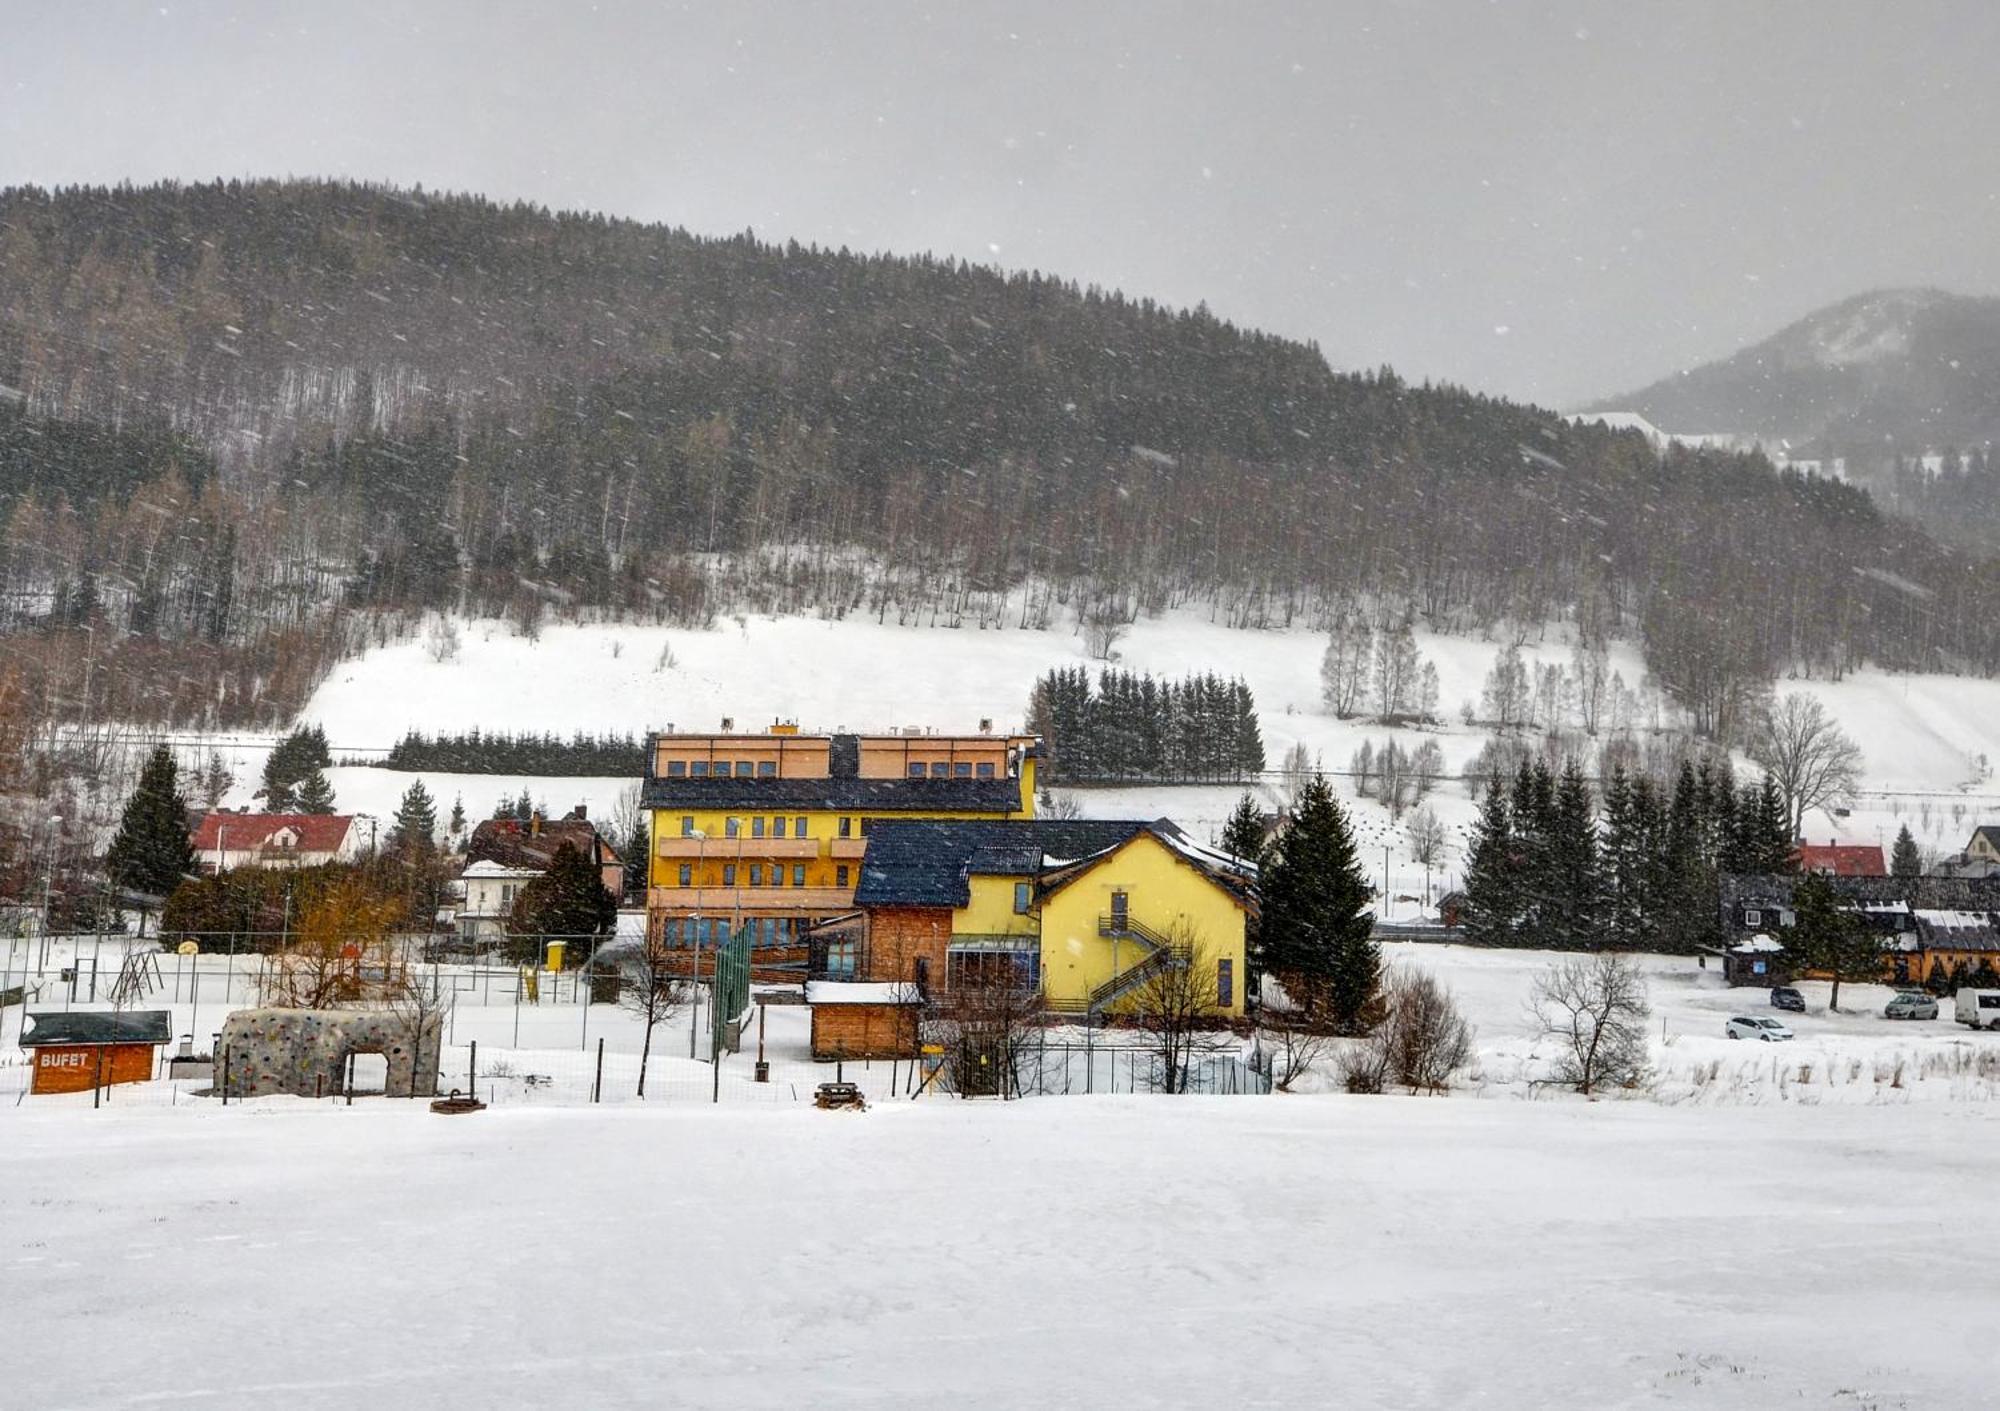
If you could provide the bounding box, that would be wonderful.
[855,820,1168,908]
[1721,873,2000,913]
[20,1010,173,1047]
[468,817,619,871]
[640,775,1024,814]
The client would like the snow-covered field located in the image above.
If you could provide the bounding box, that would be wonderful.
[6,1096,1995,1409]
[162,605,2000,920]
[10,933,2000,1406]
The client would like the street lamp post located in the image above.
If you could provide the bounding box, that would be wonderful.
[687,827,707,1060]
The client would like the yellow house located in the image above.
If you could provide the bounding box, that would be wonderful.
[835,818,1254,1020]
[642,723,1038,949]
[1035,830,1254,1016]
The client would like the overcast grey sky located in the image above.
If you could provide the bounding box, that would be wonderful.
[4,1,1997,406]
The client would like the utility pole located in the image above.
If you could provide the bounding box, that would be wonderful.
[39,813,63,970]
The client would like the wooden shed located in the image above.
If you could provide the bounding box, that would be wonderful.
[807,981,923,1060]
[19,1010,172,1094]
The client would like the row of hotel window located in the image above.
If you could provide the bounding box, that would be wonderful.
[663,759,997,779]
[675,863,849,889]
[665,916,801,948]
[677,815,883,839]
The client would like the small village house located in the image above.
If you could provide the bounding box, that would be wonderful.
[192,811,377,873]
[467,806,624,896]
[1933,825,2000,879]
[1794,842,1886,877]
[1720,872,2000,988]
[456,806,624,941]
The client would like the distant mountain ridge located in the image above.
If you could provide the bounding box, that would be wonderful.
[1587,288,2000,452]
[4,180,2000,735]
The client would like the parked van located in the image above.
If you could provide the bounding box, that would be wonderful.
[1954,989,2000,1030]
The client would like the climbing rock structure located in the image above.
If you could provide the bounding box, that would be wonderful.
[216,1007,442,1099]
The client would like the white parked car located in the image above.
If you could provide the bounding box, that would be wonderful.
[1884,992,1939,1021]
[1726,1015,1794,1042]
[1954,989,2000,1030]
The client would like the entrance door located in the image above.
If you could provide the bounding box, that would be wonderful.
[1110,890,1129,929]
[345,1052,388,1095]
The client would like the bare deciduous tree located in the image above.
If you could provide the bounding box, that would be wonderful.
[1040,789,1084,820]
[1410,739,1444,799]
[1280,739,1315,809]
[1335,967,1474,1095]
[1320,616,1372,718]
[933,962,1045,1098]
[1083,607,1126,661]
[1407,805,1447,902]
[1128,926,1226,1095]
[1747,692,1863,841]
[385,967,448,1097]
[1262,973,1337,1091]
[1527,952,1650,1095]
[1379,968,1475,1093]
[260,877,405,1009]
[1480,644,1531,730]
[617,931,686,1098]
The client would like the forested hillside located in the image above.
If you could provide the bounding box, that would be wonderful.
[3,180,1999,736]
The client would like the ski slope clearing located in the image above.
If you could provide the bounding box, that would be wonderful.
[184,606,2000,905]
[5,1098,1991,1409]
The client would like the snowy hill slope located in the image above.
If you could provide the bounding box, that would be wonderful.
[174,607,2000,917]
[1587,286,2000,449]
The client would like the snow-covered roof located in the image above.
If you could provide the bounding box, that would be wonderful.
[805,981,922,1006]
[1159,829,1259,880]
[1731,933,1785,953]
[461,859,540,880]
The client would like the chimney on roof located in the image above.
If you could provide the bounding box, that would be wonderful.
[530,811,543,836]
[568,804,586,822]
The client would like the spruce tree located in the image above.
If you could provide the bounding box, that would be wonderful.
[1258,774,1376,1030]
[1601,766,1642,948]
[105,745,197,927]
[1792,870,1877,1012]
[392,779,439,855]
[1460,773,1520,947]
[1220,792,1266,864]
[296,768,337,814]
[1659,763,1714,953]
[509,841,618,965]
[1546,762,1603,949]
[1891,825,1922,878]
[1220,791,1269,1005]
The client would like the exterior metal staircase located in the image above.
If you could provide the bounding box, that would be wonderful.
[1045,914,1189,1015]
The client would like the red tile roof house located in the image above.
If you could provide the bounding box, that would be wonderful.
[193,811,376,873]
[1794,842,1888,877]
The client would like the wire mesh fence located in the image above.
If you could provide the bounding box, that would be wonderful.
[2,930,1275,1113]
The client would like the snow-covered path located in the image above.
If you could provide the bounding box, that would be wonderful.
[6,1098,1989,1408]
